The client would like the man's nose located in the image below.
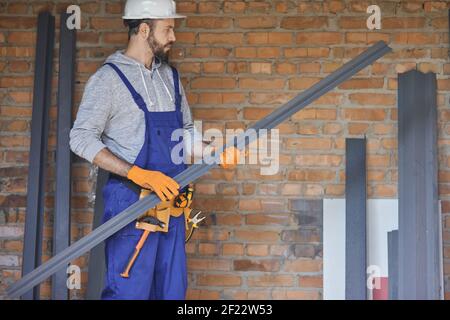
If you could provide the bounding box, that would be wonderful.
[169,31,176,43]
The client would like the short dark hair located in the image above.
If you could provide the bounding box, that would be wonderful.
[123,19,155,40]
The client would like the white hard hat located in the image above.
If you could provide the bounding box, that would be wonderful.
[123,0,186,20]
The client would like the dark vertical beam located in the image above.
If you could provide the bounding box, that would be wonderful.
[21,12,55,300]
[345,138,367,300]
[388,230,398,300]
[398,70,440,299]
[51,12,76,300]
[86,169,109,300]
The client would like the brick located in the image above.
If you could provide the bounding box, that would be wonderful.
[281,17,328,30]
[250,62,271,74]
[343,108,386,121]
[238,199,261,211]
[246,214,290,226]
[298,2,323,13]
[198,2,220,13]
[297,32,342,45]
[272,290,320,300]
[247,275,294,287]
[284,259,322,272]
[243,107,274,120]
[3,240,23,251]
[257,47,280,58]
[285,138,332,150]
[289,77,322,90]
[186,17,232,29]
[247,244,269,256]
[234,259,280,272]
[236,17,277,29]
[393,33,440,45]
[281,229,321,243]
[367,154,390,167]
[275,62,297,74]
[186,289,220,300]
[198,33,243,45]
[6,3,29,14]
[175,32,196,44]
[90,18,123,30]
[222,243,244,256]
[239,78,285,90]
[199,243,219,255]
[383,17,426,29]
[194,198,237,211]
[339,78,384,90]
[197,274,241,286]
[203,62,225,73]
[103,32,127,44]
[0,17,36,29]
[191,77,235,89]
[188,258,231,271]
[0,76,33,87]
[323,123,343,135]
[349,93,396,106]
[295,155,342,167]
[224,2,246,13]
[348,123,369,135]
[373,185,396,197]
[338,17,366,29]
[234,230,279,242]
[299,63,321,73]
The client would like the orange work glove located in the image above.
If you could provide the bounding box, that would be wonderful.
[219,146,241,169]
[127,165,180,201]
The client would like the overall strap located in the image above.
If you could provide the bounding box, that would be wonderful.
[103,62,147,112]
[170,66,182,112]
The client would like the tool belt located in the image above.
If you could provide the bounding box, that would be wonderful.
[119,186,203,278]
[135,189,191,234]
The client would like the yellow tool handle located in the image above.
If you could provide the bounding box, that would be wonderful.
[120,230,150,278]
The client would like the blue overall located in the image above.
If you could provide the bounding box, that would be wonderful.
[100,62,187,300]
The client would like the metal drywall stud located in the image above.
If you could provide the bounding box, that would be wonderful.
[345,138,367,300]
[397,70,440,300]
[21,11,55,300]
[86,169,109,300]
[51,12,76,300]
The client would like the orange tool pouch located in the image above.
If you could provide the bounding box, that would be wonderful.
[135,189,192,234]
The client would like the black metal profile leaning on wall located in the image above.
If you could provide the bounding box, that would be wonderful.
[397,70,441,299]
[52,12,76,300]
[21,11,55,300]
[345,138,367,300]
[86,169,109,300]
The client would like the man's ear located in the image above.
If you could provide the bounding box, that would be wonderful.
[138,22,150,40]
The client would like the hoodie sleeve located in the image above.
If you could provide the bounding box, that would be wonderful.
[69,69,111,163]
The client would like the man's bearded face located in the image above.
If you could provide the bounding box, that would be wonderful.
[148,34,173,63]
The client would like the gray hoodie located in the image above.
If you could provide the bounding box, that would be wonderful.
[69,51,197,164]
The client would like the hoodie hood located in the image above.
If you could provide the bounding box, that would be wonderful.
[104,50,174,105]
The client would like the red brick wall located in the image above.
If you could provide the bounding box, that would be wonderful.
[0,0,449,299]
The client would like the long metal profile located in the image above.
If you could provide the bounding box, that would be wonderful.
[397,70,440,299]
[345,138,367,300]
[21,11,55,300]
[86,169,109,299]
[388,230,398,300]
[7,41,392,298]
[51,12,76,300]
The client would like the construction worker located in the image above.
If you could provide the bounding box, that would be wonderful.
[69,0,239,300]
